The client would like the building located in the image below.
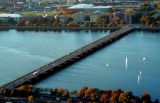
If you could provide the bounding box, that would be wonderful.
[67,0,77,5]
[73,11,85,22]
[68,4,112,12]
[0,14,22,22]
[89,10,105,22]
[25,0,34,3]
[89,0,114,3]
[58,14,68,24]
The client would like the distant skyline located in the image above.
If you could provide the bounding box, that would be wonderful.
[0,0,148,4]
[23,0,145,3]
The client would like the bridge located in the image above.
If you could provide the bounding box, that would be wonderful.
[1,26,135,89]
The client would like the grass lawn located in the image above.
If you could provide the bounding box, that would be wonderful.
[20,11,56,16]
[0,11,56,16]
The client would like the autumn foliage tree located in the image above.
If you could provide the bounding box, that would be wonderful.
[100,90,111,102]
[141,92,152,103]
[0,86,158,103]
[28,95,33,102]
[119,91,133,103]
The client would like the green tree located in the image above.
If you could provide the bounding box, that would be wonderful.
[7,18,16,25]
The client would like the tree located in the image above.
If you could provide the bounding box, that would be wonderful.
[100,90,111,102]
[132,11,142,23]
[28,85,33,93]
[71,89,77,95]
[157,3,160,9]
[141,16,153,26]
[7,18,16,25]
[110,89,122,103]
[56,88,65,96]
[28,95,33,102]
[133,96,141,103]
[125,8,133,14]
[18,85,27,91]
[10,89,15,96]
[100,93,110,103]
[64,90,70,98]
[119,92,133,103]
[17,85,29,97]
[25,20,32,26]
[112,89,122,97]
[67,98,73,103]
[32,88,40,98]
[141,92,152,103]
[78,86,89,98]
[84,88,92,98]
[110,95,118,103]
[1,88,6,95]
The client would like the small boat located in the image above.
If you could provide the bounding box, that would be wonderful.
[33,71,38,75]
[140,70,142,75]
[125,57,128,63]
[106,64,109,68]
[143,57,146,61]
[138,75,140,84]
[125,57,128,70]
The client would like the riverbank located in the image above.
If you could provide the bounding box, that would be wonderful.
[0,86,159,103]
[0,26,121,31]
[0,25,160,31]
[138,27,160,32]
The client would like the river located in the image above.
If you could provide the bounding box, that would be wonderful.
[37,30,160,100]
[0,30,159,100]
[0,29,109,85]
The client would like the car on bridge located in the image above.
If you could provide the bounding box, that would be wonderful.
[32,70,39,75]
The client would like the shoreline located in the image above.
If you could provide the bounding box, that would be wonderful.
[0,26,120,31]
[1,86,158,103]
[137,27,160,32]
[0,26,160,31]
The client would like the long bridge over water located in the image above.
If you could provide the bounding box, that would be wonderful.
[1,26,135,89]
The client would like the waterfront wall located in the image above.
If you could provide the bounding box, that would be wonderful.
[138,27,160,32]
[0,26,121,31]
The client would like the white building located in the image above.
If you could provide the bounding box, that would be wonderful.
[0,14,22,21]
[68,4,112,12]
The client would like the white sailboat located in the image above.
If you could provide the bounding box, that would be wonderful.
[140,70,142,75]
[125,57,128,69]
[138,75,140,84]
[143,57,146,61]
[125,57,128,63]
[106,64,109,68]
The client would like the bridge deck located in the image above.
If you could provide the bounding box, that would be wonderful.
[1,26,135,89]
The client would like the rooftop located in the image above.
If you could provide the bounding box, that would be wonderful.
[68,4,93,9]
[68,4,112,9]
[0,14,22,18]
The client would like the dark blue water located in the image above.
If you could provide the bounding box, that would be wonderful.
[36,31,160,100]
[0,29,109,85]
